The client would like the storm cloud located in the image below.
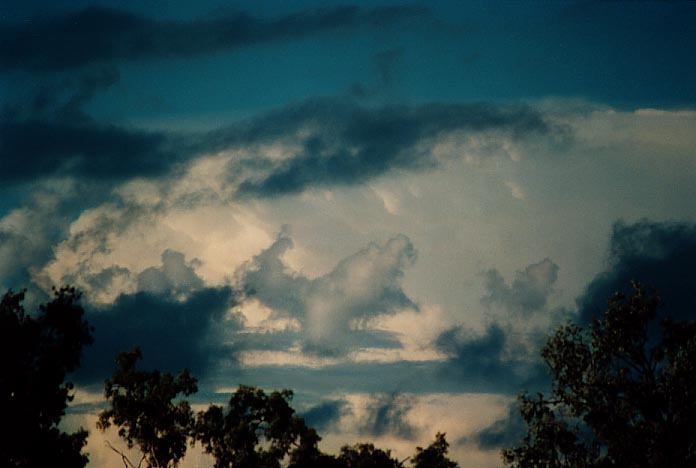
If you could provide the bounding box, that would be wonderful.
[77,250,239,383]
[577,220,696,324]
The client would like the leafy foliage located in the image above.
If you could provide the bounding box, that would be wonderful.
[0,287,93,468]
[411,433,459,468]
[338,442,402,468]
[503,282,696,468]
[98,347,198,468]
[195,385,318,468]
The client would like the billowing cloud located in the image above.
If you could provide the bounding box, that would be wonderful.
[137,249,204,297]
[76,250,240,383]
[0,5,427,71]
[237,229,417,355]
[0,180,87,292]
[481,258,559,315]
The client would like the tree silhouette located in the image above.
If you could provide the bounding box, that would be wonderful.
[411,433,459,468]
[338,442,402,468]
[503,282,696,468]
[0,287,93,468]
[195,385,319,468]
[98,347,198,468]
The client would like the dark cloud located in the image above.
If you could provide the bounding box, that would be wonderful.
[481,258,559,315]
[78,286,238,383]
[0,182,95,293]
[0,5,427,71]
[2,93,560,192]
[467,402,526,450]
[435,323,548,393]
[364,393,418,440]
[75,250,240,383]
[227,98,556,198]
[436,325,507,383]
[577,220,696,324]
[302,400,348,432]
[3,66,120,123]
[0,119,182,183]
[237,229,416,356]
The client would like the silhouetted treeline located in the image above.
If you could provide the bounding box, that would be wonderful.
[2,283,695,468]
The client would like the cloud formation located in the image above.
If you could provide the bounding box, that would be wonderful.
[77,250,239,383]
[467,402,525,450]
[227,98,558,198]
[467,220,696,455]
[481,258,559,315]
[577,220,696,324]
[0,5,426,71]
[237,229,417,355]
[302,400,348,433]
[364,393,418,440]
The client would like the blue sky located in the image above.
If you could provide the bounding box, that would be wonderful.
[1,1,696,467]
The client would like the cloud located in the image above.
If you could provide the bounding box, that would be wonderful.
[76,250,240,383]
[0,5,427,71]
[577,220,696,324]
[481,258,559,315]
[467,402,526,450]
[436,325,512,385]
[302,400,348,433]
[2,92,561,194]
[364,393,418,440]
[465,219,696,454]
[237,229,417,356]
[0,180,88,292]
[226,98,558,198]
[0,119,182,184]
[137,249,204,297]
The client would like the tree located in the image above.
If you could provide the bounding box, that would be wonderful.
[503,282,696,468]
[0,287,93,468]
[98,347,198,468]
[195,385,319,468]
[338,443,402,468]
[411,433,459,468]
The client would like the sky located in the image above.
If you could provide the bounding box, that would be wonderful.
[1,1,695,466]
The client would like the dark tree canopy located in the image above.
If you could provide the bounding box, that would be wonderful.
[98,347,198,468]
[411,433,459,468]
[503,283,696,468]
[195,385,319,468]
[338,442,402,468]
[0,287,93,468]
